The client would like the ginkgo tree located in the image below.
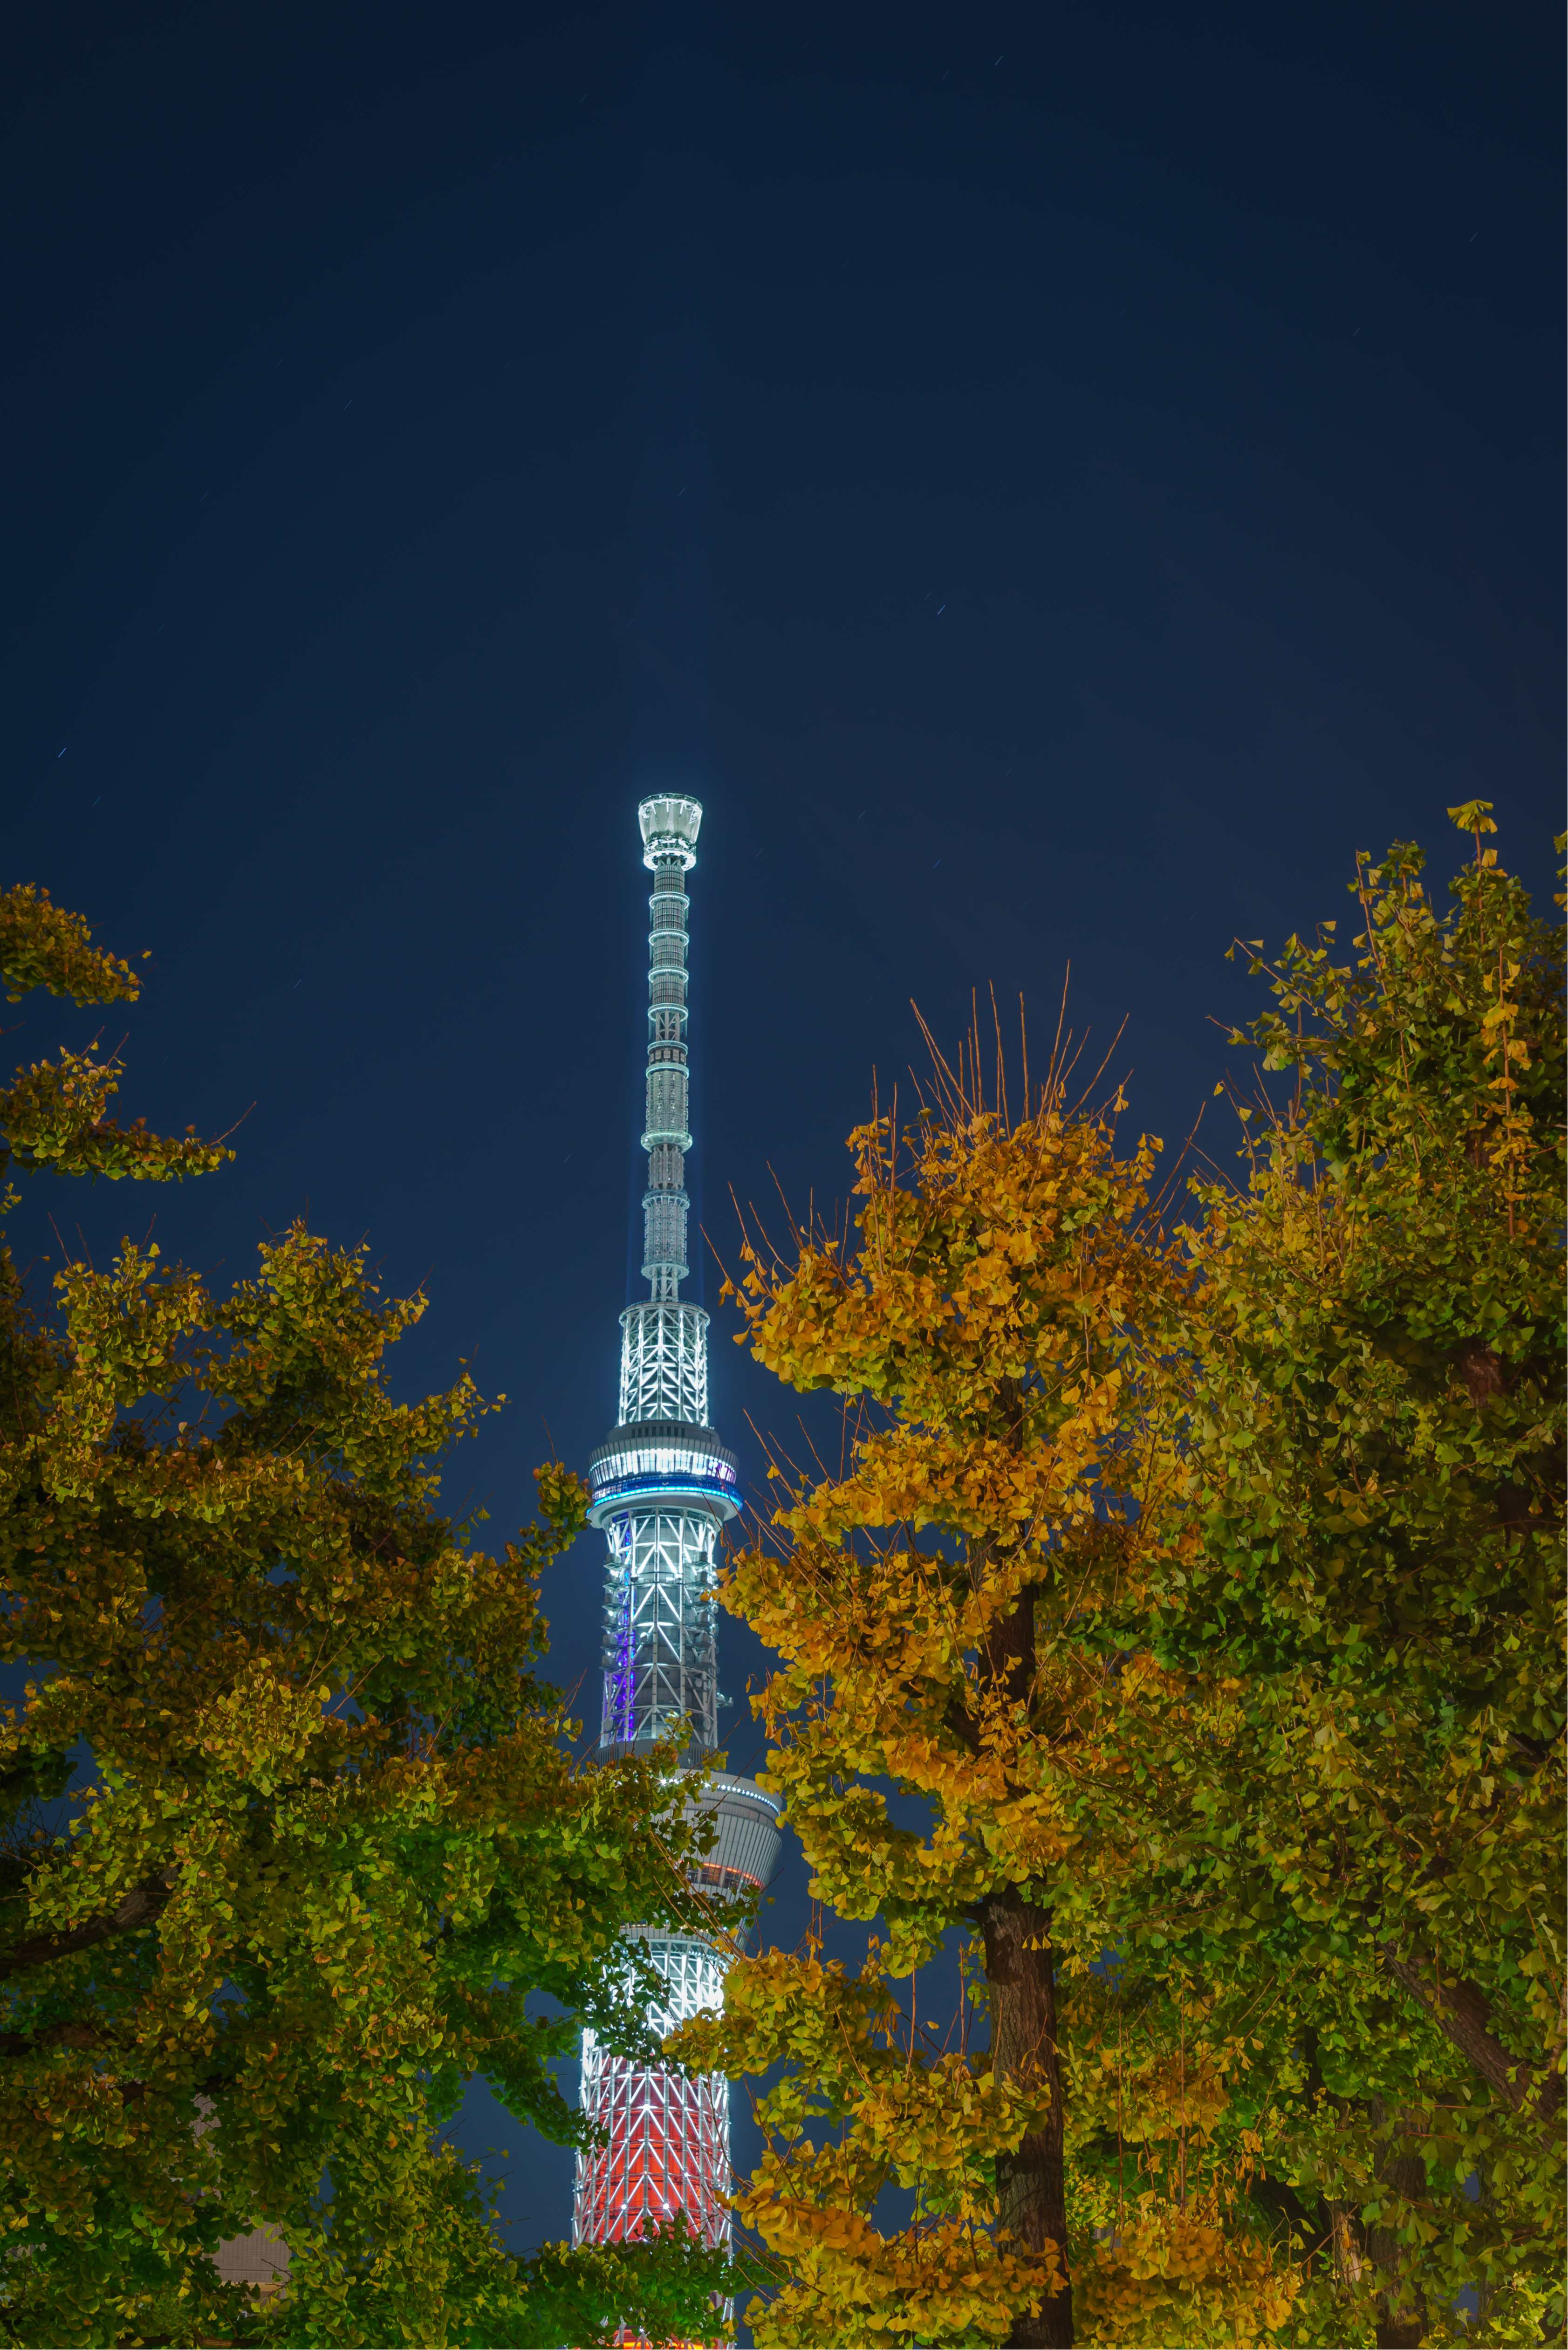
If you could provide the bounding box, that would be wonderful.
[673,1040,1235,2348]
[676,810,1563,2349]
[1130,807,1565,2346]
[0,885,737,2350]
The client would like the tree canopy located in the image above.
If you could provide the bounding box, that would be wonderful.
[675,812,1564,2348]
[0,885,734,2347]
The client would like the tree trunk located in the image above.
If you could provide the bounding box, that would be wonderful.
[1381,1943,1560,2124]
[980,1887,1073,2349]
[977,1442,1071,2348]
[1371,2280,1425,2348]
[1365,2102,1427,2349]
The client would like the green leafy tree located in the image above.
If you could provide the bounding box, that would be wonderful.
[0,886,735,2347]
[680,813,1563,2347]
[1128,807,1565,2344]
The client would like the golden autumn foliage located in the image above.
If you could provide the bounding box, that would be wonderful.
[668,1048,1279,2348]
[1075,2190,1301,2347]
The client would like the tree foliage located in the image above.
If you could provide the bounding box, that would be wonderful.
[1142,809,1565,2344]
[0,884,733,2347]
[677,1043,1194,2347]
[678,813,1564,2348]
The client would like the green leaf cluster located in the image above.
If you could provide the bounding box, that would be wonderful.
[0,882,727,2347]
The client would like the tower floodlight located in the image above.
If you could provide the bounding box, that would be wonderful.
[571,795,781,2297]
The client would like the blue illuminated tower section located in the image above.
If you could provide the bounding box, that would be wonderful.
[572,794,781,2263]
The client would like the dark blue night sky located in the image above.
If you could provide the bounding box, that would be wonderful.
[3,0,1560,2263]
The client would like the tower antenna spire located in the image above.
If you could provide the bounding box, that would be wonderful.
[571,795,782,2296]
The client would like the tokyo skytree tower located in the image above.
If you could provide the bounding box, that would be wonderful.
[571,793,781,2262]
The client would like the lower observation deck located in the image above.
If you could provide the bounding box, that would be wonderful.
[587,1420,742,1527]
[688,1773,782,1897]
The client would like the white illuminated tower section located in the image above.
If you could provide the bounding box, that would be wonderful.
[572,794,781,2268]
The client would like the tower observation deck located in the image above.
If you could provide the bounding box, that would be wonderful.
[571,795,782,2277]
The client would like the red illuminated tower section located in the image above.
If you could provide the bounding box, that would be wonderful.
[572,795,782,2274]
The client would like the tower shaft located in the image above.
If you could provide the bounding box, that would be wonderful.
[572,795,780,2280]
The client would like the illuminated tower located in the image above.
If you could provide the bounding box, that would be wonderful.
[571,794,781,2266]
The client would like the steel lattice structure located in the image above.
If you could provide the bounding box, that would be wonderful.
[572,795,782,2284]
